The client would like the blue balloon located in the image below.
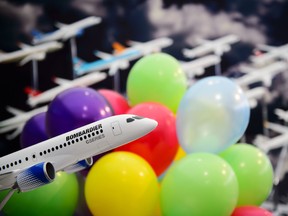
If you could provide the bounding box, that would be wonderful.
[176,76,250,154]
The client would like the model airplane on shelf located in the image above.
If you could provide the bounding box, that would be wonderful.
[0,114,158,210]
[0,41,63,66]
[253,121,288,153]
[180,54,220,79]
[122,37,173,55]
[250,43,288,67]
[243,86,268,109]
[182,34,240,59]
[234,61,288,87]
[74,37,173,77]
[0,106,48,140]
[32,16,102,44]
[26,71,107,107]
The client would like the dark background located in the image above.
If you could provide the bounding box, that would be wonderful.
[0,0,288,212]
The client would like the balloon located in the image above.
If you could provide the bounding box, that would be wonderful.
[174,145,186,161]
[79,151,112,176]
[126,52,187,113]
[0,172,79,216]
[231,206,273,216]
[98,88,130,115]
[161,153,238,216]
[176,76,250,154]
[115,102,179,176]
[46,87,112,137]
[219,143,274,206]
[20,112,49,148]
[85,151,159,216]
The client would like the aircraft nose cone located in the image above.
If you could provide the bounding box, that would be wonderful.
[142,117,158,135]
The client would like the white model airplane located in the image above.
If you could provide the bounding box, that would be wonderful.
[123,37,173,55]
[0,114,158,210]
[32,16,102,44]
[27,71,107,107]
[0,41,63,66]
[75,37,174,76]
[0,106,48,140]
[182,34,240,59]
[180,54,220,79]
[235,61,288,87]
[244,86,267,109]
[75,37,173,91]
[250,43,288,66]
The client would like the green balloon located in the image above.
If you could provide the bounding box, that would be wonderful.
[0,172,79,216]
[160,153,238,216]
[127,52,187,113]
[219,143,274,206]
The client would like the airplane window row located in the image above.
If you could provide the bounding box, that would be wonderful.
[0,129,104,172]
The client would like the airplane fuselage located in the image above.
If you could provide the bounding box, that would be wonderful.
[0,114,157,190]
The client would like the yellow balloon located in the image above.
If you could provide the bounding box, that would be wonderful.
[85,151,160,216]
[174,145,186,161]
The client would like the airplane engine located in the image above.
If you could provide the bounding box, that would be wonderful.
[63,157,93,173]
[16,162,55,192]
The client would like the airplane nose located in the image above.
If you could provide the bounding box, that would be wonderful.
[143,118,158,134]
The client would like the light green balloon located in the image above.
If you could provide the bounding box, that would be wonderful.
[0,172,79,216]
[219,143,274,206]
[127,52,187,113]
[160,153,238,216]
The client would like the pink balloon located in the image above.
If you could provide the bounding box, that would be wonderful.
[232,206,273,216]
[98,89,130,115]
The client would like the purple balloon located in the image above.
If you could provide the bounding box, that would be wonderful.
[46,87,112,137]
[20,112,49,148]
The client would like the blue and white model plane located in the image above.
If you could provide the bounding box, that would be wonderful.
[74,37,173,77]
[0,114,157,210]
[32,16,101,44]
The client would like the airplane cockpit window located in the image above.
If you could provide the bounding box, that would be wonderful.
[126,116,144,123]
[126,118,135,123]
[132,116,144,120]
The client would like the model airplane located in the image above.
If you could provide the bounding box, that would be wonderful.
[0,41,63,66]
[74,37,173,77]
[180,54,220,79]
[0,114,158,210]
[182,34,240,59]
[26,71,107,107]
[123,37,173,55]
[234,61,288,87]
[250,43,288,66]
[0,105,48,140]
[244,86,267,109]
[253,121,288,153]
[32,16,102,44]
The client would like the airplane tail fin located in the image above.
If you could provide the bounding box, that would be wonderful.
[24,86,42,97]
[31,29,45,43]
[73,56,86,67]
[112,42,127,54]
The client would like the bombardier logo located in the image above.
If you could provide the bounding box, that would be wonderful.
[66,124,102,141]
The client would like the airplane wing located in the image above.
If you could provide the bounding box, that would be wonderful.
[52,77,73,86]
[94,50,113,59]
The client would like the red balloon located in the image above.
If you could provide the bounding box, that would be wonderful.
[232,206,273,216]
[98,89,130,115]
[114,102,179,176]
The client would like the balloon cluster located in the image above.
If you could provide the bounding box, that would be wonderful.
[1,52,275,216]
